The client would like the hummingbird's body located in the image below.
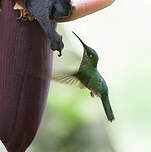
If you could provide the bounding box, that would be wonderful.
[53,32,114,121]
[75,67,114,121]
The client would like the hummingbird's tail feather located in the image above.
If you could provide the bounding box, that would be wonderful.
[101,96,115,122]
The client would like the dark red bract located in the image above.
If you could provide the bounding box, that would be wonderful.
[0,0,53,151]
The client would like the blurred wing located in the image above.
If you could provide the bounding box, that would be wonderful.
[52,74,85,89]
[31,69,85,89]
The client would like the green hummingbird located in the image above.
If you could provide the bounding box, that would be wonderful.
[53,32,115,122]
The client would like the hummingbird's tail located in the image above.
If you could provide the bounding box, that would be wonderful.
[101,95,115,122]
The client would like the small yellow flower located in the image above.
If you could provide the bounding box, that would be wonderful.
[13,3,36,21]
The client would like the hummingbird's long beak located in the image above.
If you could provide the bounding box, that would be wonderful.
[72,32,89,51]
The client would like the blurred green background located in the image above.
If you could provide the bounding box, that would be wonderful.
[27,0,151,152]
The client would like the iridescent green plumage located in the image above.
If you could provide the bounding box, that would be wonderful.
[53,32,115,122]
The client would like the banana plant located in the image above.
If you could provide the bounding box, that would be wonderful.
[0,0,115,151]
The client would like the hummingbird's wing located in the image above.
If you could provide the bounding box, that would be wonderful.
[52,74,85,89]
[30,68,85,88]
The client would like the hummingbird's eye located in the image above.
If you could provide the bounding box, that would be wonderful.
[89,54,93,58]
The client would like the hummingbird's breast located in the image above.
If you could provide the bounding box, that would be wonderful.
[87,70,107,97]
[78,72,91,88]
[77,66,95,88]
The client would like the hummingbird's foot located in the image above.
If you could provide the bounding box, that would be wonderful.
[90,91,95,97]
[14,3,36,22]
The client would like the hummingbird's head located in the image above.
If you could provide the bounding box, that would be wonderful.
[73,32,99,67]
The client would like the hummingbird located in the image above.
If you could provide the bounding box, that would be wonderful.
[53,32,115,122]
